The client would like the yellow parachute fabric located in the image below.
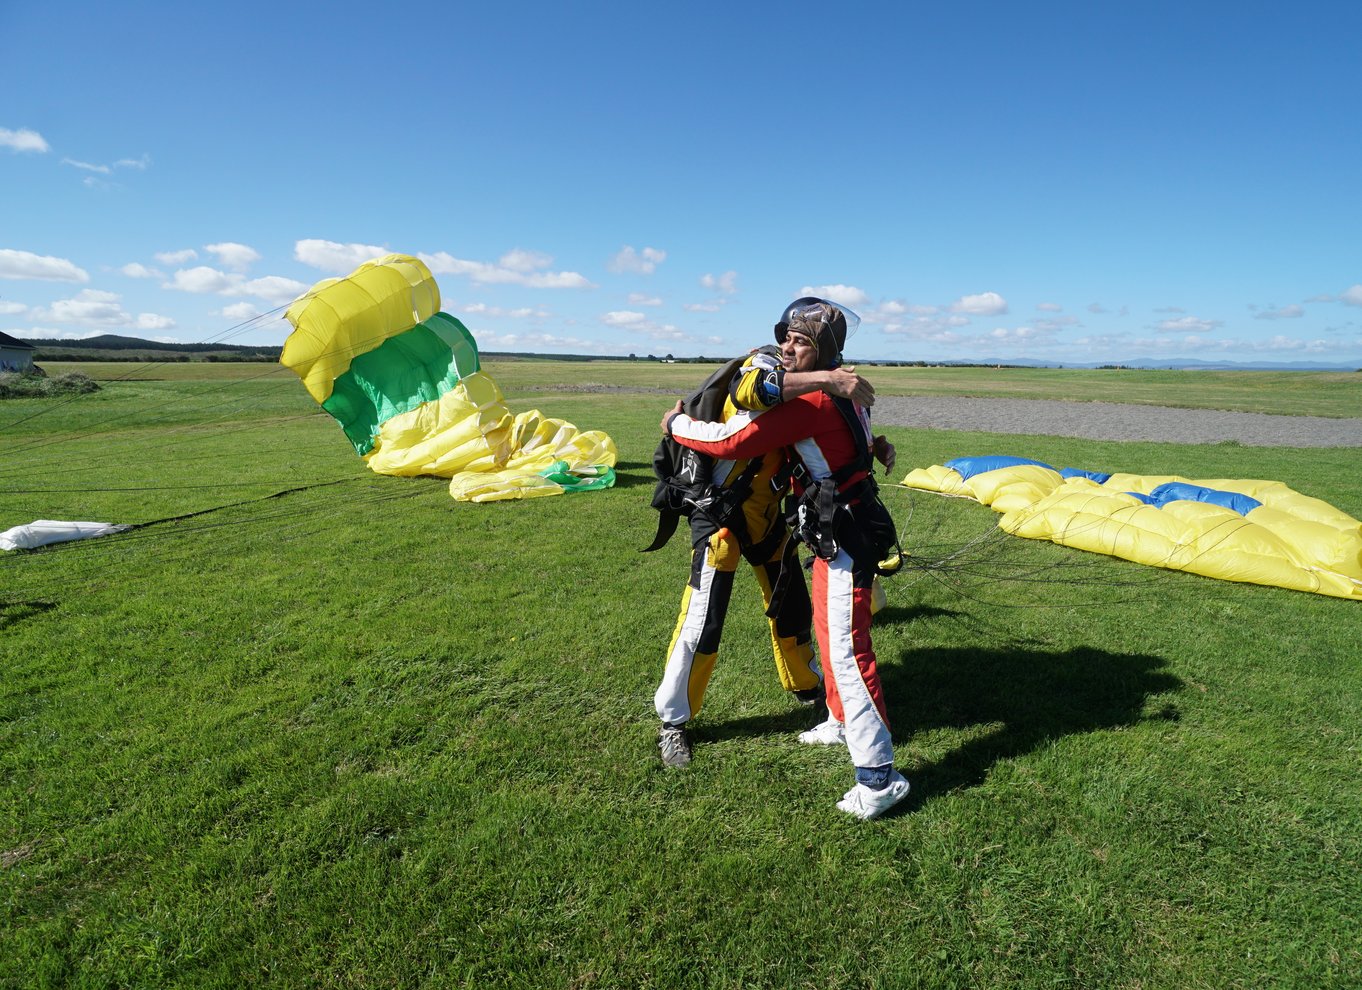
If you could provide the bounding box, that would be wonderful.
[902,458,1362,600]
[282,254,617,502]
[283,254,440,405]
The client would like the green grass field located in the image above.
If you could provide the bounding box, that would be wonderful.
[3,363,1360,988]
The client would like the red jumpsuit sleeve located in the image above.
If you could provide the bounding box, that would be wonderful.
[669,395,816,460]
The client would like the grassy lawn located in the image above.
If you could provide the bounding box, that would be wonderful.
[2,362,1360,988]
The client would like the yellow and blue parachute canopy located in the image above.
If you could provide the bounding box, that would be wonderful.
[902,455,1362,600]
[282,254,616,501]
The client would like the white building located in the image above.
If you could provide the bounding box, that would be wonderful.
[0,331,36,373]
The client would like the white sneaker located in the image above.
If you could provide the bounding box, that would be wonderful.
[799,717,846,746]
[836,771,910,820]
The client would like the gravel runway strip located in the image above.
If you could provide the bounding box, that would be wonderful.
[871,396,1362,448]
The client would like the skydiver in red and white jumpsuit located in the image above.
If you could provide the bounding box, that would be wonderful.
[661,298,910,820]
[654,349,876,766]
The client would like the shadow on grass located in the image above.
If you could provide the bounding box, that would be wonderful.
[700,642,1180,818]
[609,460,655,490]
[881,645,1182,813]
[874,604,963,625]
[0,600,57,630]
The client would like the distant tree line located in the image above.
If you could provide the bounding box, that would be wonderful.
[32,350,282,362]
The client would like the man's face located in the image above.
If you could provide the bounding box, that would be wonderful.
[780,328,819,372]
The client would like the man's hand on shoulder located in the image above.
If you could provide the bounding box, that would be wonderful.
[780,366,876,406]
[821,367,875,407]
[661,400,683,434]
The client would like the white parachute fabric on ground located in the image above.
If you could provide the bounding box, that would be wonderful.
[0,520,129,551]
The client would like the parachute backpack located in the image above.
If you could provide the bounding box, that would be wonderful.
[642,347,783,554]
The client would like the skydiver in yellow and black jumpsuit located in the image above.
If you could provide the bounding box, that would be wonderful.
[655,349,876,768]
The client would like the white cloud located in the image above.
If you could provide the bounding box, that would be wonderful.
[499,248,554,273]
[683,302,722,312]
[986,325,1055,344]
[135,313,177,331]
[1034,316,1081,331]
[60,153,151,178]
[800,284,870,309]
[1087,303,1108,314]
[39,288,123,324]
[880,314,971,337]
[1073,330,1360,359]
[471,330,615,354]
[62,157,110,174]
[15,327,105,340]
[205,242,261,272]
[1253,304,1304,320]
[156,248,198,265]
[222,302,262,321]
[950,291,1009,316]
[609,246,667,275]
[700,271,738,295]
[33,288,173,331]
[1155,316,1222,333]
[1341,284,1362,307]
[162,265,307,306]
[1036,302,1063,312]
[594,309,708,344]
[0,249,90,283]
[240,275,308,305]
[0,127,49,153]
[120,262,162,279]
[420,250,593,289]
[628,323,691,342]
[165,266,240,294]
[461,303,549,319]
[628,292,663,306]
[295,239,389,272]
[0,301,27,316]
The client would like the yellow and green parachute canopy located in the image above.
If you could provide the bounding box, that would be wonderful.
[902,455,1362,600]
[282,254,616,502]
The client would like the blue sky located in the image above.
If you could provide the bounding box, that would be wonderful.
[3,1,1360,366]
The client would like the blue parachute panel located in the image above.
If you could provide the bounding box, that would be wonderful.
[1143,482,1263,516]
[946,455,1055,481]
[1060,467,1113,483]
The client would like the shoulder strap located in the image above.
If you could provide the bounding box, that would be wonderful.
[641,355,748,553]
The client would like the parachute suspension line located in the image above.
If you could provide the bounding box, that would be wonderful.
[0,307,290,435]
[4,293,480,468]
[875,483,1163,605]
[0,359,306,466]
[0,475,447,601]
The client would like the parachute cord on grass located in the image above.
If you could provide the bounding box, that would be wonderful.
[877,483,1164,606]
[0,476,449,604]
[0,307,289,436]
[2,312,485,477]
[0,363,304,465]
[0,408,338,487]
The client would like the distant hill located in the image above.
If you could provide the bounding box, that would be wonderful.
[22,334,282,362]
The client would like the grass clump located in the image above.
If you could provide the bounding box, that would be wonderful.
[0,370,101,399]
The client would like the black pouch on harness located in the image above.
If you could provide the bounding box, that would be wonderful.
[838,481,903,575]
[789,477,902,576]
